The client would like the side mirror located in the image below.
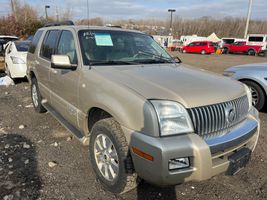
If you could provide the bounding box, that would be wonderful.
[51,55,77,70]
[173,56,182,64]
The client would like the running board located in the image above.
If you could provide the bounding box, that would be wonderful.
[42,103,89,146]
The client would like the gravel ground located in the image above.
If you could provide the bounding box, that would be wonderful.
[0,53,266,200]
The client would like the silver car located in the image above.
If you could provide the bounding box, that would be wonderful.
[224,63,267,111]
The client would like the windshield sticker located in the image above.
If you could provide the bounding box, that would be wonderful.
[95,33,113,46]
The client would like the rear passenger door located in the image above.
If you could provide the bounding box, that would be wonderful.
[50,30,80,128]
[37,30,61,103]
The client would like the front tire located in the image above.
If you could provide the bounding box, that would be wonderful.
[89,118,139,194]
[31,78,46,113]
[242,80,266,111]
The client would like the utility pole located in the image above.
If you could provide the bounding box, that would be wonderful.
[45,5,50,21]
[244,0,253,39]
[10,0,17,22]
[168,9,176,36]
[56,6,59,22]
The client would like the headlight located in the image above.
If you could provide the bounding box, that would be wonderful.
[244,84,252,110]
[151,100,194,136]
[223,71,235,77]
[11,56,25,64]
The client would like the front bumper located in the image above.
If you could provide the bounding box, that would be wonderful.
[124,107,260,186]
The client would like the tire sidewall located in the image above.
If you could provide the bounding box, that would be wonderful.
[89,120,128,193]
[243,80,266,111]
[201,50,206,55]
[31,78,45,113]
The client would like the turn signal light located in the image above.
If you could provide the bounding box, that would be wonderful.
[132,147,154,161]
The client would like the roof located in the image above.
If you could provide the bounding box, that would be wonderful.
[39,25,144,34]
[0,35,18,39]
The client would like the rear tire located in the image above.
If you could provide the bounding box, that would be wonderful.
[247,49,256,56]
[89,118,139,194]
[31,78,46,113]
[201,50,206,55]
[242,80,266,111]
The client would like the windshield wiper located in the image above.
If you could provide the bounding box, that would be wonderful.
[136,51,175,64]
[89,60,137,66]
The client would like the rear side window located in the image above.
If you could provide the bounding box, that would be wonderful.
[248,37,264,42]
[28,30,43,54]
[40,30,61,60]
[199,42,207,46]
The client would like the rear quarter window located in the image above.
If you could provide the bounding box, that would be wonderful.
[248,37,264,42]
[28,30,44,54]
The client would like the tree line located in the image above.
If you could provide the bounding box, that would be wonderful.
[0,1,266,39]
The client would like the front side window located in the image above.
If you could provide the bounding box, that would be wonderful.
[78,30,174,65]
[57,31,77,64]
[40,30,60,60]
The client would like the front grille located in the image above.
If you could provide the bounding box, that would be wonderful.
[188,96,249,140]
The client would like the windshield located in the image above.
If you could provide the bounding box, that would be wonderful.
[78,30,174,65]
[15,41,30,52]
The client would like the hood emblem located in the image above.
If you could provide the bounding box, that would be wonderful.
[225,104,236,124]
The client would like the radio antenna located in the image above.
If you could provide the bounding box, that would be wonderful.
[87,0,90,27]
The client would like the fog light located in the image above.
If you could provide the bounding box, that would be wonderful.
[169,157,190,170]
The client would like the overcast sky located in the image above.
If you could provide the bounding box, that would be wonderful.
[0,0,266,20]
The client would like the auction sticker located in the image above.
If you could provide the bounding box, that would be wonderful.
[95,33,113,46]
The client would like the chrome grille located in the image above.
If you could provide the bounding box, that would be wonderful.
[188,96,249,139]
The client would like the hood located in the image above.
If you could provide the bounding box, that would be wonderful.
[94,64,246,108]
[228,62,267,71]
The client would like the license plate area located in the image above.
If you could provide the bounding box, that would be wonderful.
[226,148,251,176]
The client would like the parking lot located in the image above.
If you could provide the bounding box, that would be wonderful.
[0,54,266,200]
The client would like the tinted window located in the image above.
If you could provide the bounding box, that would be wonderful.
[78,30,173,65]
[15,41,30,52]
[199,42,207,46]
[40,30,60,60]
[28,30,43,54]
[248,37,264,42]
[57,31,77,64]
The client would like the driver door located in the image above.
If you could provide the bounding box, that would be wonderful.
[50,30,80,128]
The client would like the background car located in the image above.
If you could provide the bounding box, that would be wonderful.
[222,41,263,56]
[224,63,267,111]
[0,36,18,71]
[4,40,30,79]
[182,41,215,54]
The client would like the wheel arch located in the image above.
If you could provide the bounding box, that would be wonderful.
[87,107,113,132]
[239,78,267,97]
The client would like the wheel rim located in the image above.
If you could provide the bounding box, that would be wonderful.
[249,50,255,56]
[94,134,119,181]
[201,50,206,54]
[32,84,39,107]
[249,86,259,106]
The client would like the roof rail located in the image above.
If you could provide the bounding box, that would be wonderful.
[106,25,122,28]
[44,20,74,27]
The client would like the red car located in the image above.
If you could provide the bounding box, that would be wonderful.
[182,41,215,54]
[222,41,263,56]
